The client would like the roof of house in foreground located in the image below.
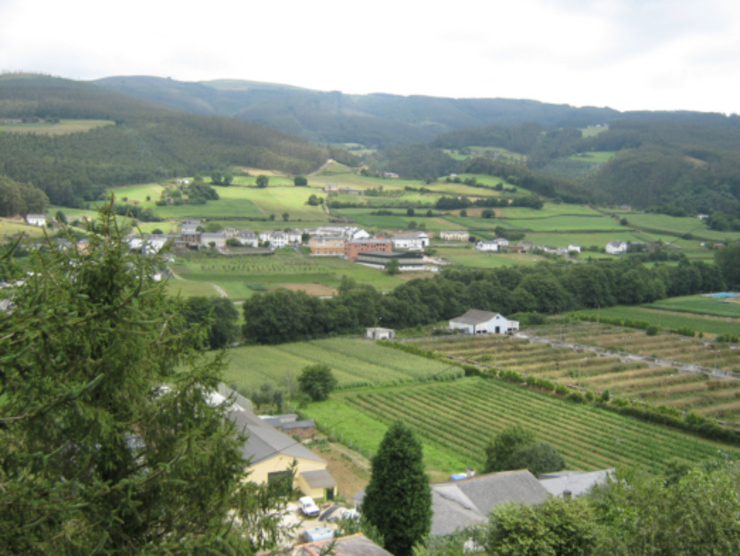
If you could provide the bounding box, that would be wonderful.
[262,533,392,556]
[431,470,550,535]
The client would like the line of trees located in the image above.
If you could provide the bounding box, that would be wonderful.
[242,256,728,345]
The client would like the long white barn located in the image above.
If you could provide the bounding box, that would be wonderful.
[449,310,519,335]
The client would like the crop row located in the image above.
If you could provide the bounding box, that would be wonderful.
[344,378,735,474]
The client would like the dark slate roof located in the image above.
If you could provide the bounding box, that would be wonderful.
[431,470,550,536]
[228,409,324,465]
[356,250,422,260]
[449,309,501,326]
[292,534,393,556]
[539,469,614,498]
[302,468,337,489]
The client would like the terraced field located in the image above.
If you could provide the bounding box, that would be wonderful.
[306,377,740,475]
[222,338,462,392]
[414,328,740,422]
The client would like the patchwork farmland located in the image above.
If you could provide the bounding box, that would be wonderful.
[414,327,740,423]
[306,377,740,476]
[222,338,462,393]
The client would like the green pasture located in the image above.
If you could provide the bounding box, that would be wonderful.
[305,377,740,475]
[644,295,740,319]
[0,119,114,135]
[305,400,468,481]
[0,219,46,238]
[165,279,221,298]
[497,215,626,233]
[577,306,740,337]
[109,183,165,203]
[580,126,608,138]
[625,213,740,243]
[436,247,537,268]
[568,151,616,163]
[500,204,605,219]
[167,249,405,299]
[332,210,455,232]
[222,338,462,393]
[523,231,658,249]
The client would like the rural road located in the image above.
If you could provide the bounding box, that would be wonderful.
[309,158,333,176]
[210,283,228,298]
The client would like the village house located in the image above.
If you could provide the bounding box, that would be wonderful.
[25,214,46,227]
[440,230,470,242]
[262,414,316,440]
[568,244,581,253]
[127,234,174,254]
[517,240,535,252]
[606,240,628,255]
[430,470,550,536]
[259,230,301,248]
[449,309,519,335]
[344,238,392,261]
[216,386,337,501]
[200,232,227,248]
[308,236,346,256]
[237,229,259,247]
[476,240,504,252]
[391,231,430,251]
[323,183,339,193]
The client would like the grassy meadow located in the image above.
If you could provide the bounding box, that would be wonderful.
[0,119,114,135]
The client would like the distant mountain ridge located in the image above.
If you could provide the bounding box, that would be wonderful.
[93,76,626,146]
[0,74,343,206]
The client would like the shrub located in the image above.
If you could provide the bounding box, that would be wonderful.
[646,326,659,336]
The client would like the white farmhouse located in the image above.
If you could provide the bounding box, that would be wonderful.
[237,229,259,247]
[476,240,499,252]
[449,310,519,335]
[391,231,430,251]
[605,241,628,255]
[25,214,46,227]
[568,244,581,253]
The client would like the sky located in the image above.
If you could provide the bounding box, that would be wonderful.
[1,0,739,114]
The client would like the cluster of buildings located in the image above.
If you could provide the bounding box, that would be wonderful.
[127,222,440,272]
[475,238,582,256]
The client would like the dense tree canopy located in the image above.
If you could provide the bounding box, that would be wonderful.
[298,364,338,401]
[0,208,288,553]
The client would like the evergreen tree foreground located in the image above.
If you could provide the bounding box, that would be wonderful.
[0,206,288,553]
[363,422,432,556]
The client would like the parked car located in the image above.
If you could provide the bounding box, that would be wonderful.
[299,496,320,518]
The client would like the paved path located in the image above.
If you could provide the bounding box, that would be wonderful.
[210,283,228,298]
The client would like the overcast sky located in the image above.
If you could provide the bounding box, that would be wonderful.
[1,0,739,114]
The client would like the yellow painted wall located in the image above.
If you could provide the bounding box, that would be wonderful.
[248,455,326,490]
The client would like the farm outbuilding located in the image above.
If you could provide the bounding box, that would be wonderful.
[366,327,395,340]
[449,310,519,335]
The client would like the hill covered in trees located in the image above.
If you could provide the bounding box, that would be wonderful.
[0,74,351,207]
[93,76,621,146]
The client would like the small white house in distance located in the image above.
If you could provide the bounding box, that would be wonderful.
[440,230,469,242]
[449,310,519,335]
[568,244,581,253]
[366,327,395,340]
[476,240,500,252]
[25,214,46,227]
[391,231,430,251]
[605,241,628,255]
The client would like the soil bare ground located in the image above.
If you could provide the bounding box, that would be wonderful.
[309,439,370,499]
[279,283,337,296]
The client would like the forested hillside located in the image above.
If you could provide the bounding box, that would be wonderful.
[94,76,620,146]
[0,74,346,207]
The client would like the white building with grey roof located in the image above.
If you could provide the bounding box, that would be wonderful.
[449,309,519,335]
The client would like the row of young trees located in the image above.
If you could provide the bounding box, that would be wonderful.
[242,256,727,344]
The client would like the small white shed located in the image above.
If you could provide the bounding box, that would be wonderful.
[366,327,396,340]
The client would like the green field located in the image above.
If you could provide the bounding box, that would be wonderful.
[168,249,406,298]
[222,338,462,393]
[644,295,740,318]
[568,151,616,163]
[304,377,740,476]
[0,119,115,135]
[0,219,46,238]
[435,247,538,268]
[577,306,740,337]
[415,332,740,422]
[624,213,740,243]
